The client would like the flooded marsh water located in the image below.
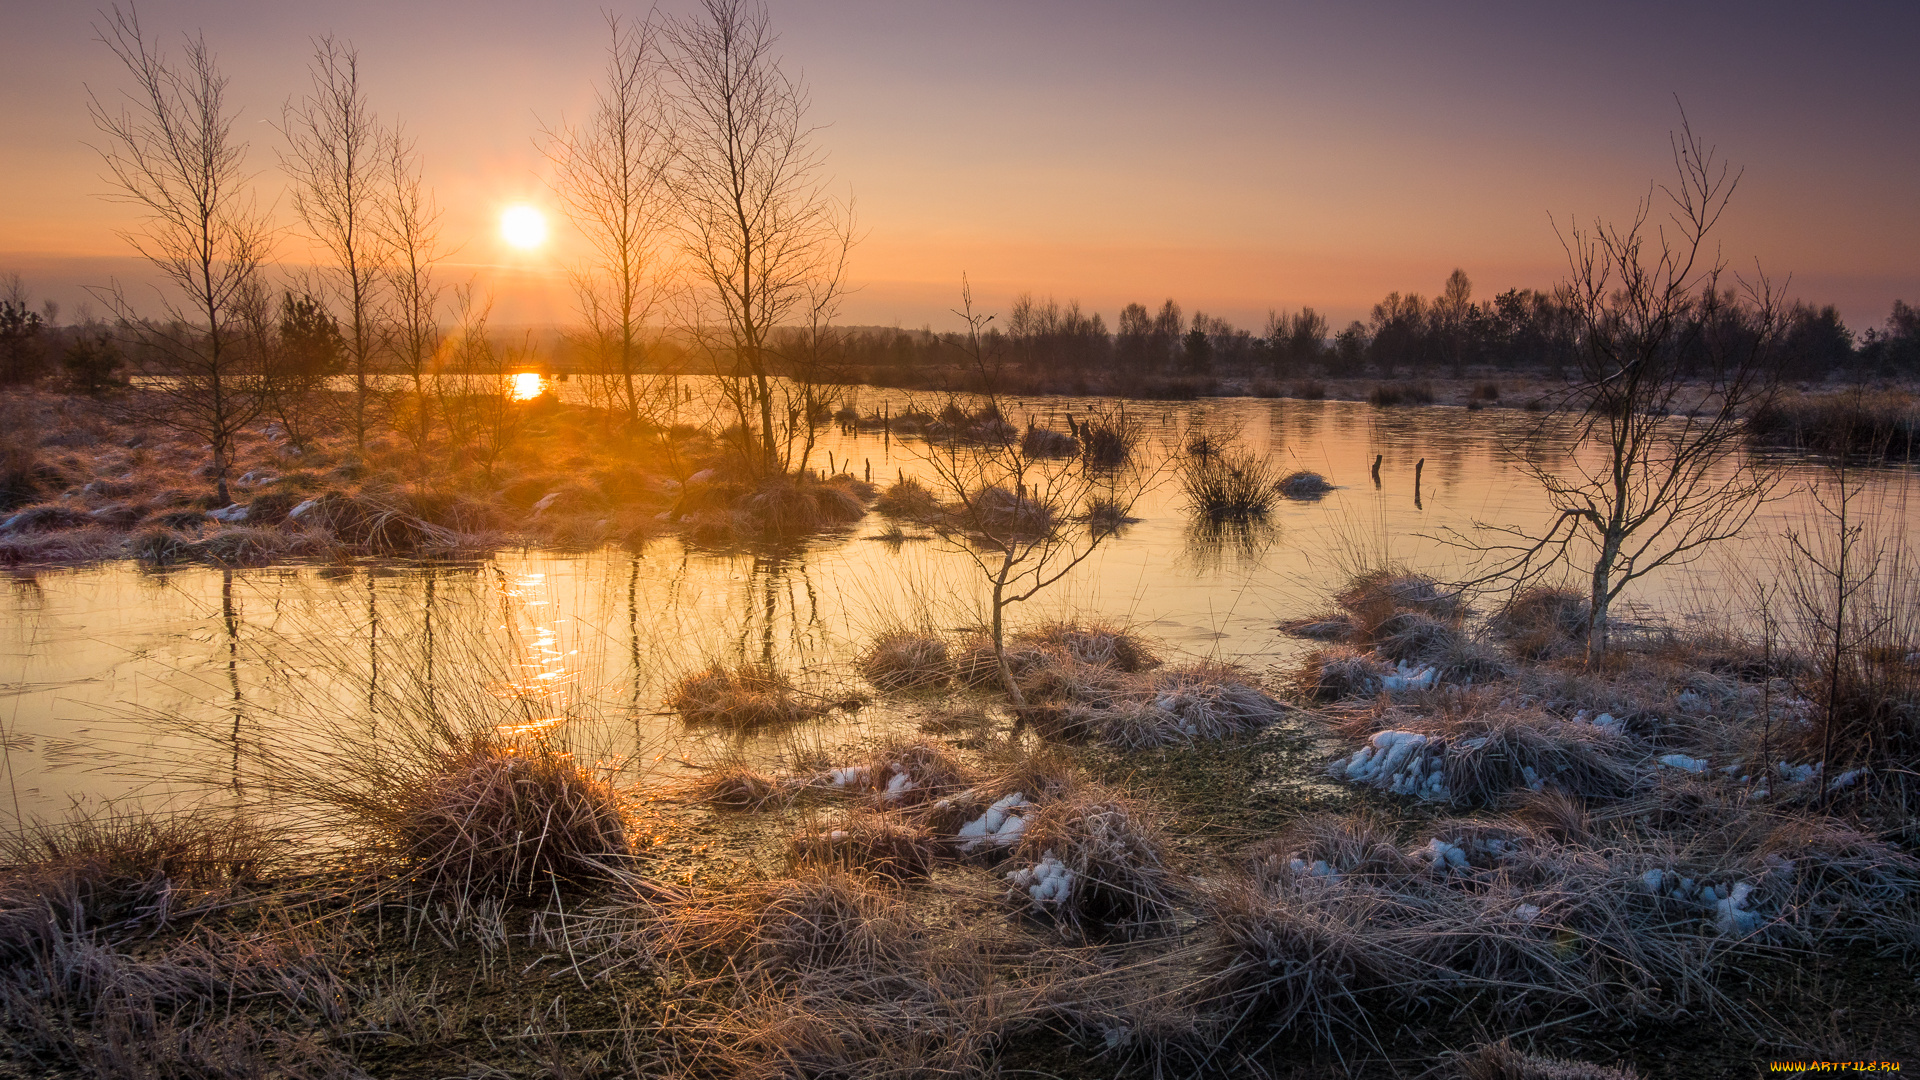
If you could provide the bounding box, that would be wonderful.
[3,394,1915,824]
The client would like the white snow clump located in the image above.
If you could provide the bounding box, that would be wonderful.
[1005,851,1075,905]
[1330,729,1449,800]
[957,791,1030,853]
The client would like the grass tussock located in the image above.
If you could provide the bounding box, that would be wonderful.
[859,629,953,691]
[737,473,870,538]
[1015,619,1160,673]
[1008,783,1176,938]
[1179,449,1282,521]
[685,761,788,811]
[1336,566,1466,625]
[1492,585,1591,659]
[1278,469,1333,499]
[787,812,942,880]
[874,476,940,521]
[1294,646,1392,700]
[0,809,280,957]
[669,662,825,728]
[1077,407,1143,467]
[382,739,631,897]
[1021,425,1080,458]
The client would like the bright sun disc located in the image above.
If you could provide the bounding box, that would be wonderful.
[500,205,547,250]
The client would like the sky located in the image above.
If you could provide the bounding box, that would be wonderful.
[2,0,1916,335]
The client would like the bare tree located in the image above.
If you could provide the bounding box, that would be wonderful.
[1465,110,1784,664]
[662,0,852,478]
[916,279,1153,707]
[381,122,447,472]
[282,36,388,453]
[88,5,271,503]
[543,13,676,431]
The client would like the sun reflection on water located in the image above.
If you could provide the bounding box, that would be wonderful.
[510,372,545,401]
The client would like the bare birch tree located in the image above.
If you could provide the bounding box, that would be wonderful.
[1466,110,1784,664]
[662,0,851,478]
[381,122,447,470]
[88,5,270,503]
[282,36,388,453]
[543,13,676,431]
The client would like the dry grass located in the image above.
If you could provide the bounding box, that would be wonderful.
[684,761,788,811]
[1336,566,1467,625]
[1014,619,1160,673]
[787,812,942,880]
[1077,406,1143,467]
[382,738,631,897]
[1294,646,1392,700]
[1009,784,1177,938]
[1445,1041,1640,1080]
[669,662,825,728]
[737,474,870,537]
[1179,449,1282,521]
[1492,586,1591,660]
[874,476,940,520]
[859,629,953,691]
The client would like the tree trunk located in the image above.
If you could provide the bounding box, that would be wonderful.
[1586,550,1614,667]
[991,563,1026,710]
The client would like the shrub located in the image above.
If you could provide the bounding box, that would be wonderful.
[1470,381,1502,402]
[1292,380,1327,400]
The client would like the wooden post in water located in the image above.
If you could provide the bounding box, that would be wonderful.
[865,458,871,483]
[1414,458,1425,508]
[1371,454,1382,488]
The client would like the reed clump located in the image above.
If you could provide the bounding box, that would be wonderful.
[1077,407,1143,467]
[1179,449,1281,521]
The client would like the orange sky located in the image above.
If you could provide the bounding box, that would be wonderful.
[3,0,1916,335]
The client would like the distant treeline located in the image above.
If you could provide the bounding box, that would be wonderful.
[816,271,1920,395]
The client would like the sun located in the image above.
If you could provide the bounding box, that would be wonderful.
[500,205,548,250]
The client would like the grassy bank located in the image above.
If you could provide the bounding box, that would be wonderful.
[0,389,878,569]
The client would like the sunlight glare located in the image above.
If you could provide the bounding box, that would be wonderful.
[500,204,548,250]
[510,372,545,400]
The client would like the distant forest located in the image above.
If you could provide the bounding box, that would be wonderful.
[5,268,1918,398]
[824,270,1920,396]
